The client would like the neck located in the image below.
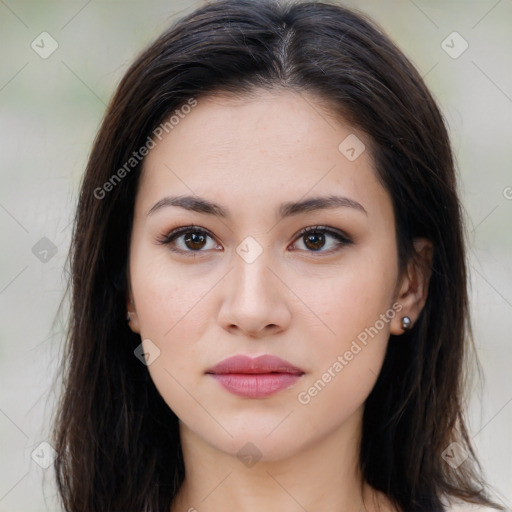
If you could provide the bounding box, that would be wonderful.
[170,406,390,512]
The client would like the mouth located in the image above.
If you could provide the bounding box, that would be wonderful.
[205,354,305,399]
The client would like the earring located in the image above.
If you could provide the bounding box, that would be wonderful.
[126,312,131,322]
[401,316,412,331]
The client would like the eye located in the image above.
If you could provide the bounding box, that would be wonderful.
[156,225,221,255]
[290,225,352,254]
[156,224,352,257]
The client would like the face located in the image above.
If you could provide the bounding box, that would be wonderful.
[127,89,420,461]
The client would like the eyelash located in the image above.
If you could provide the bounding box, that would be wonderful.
[155,224,353,257]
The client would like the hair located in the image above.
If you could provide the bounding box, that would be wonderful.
[51,0,504,511]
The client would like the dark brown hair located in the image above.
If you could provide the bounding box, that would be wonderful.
[52,0,504,510]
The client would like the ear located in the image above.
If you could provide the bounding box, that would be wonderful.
[126,276,141,334]
[390,237,434,335]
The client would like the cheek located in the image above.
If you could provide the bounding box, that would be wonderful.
[130,258,214,419]
[131,245,215,340]
[294,254,398,357]
[293,270,396,429]
[289,252,398,420]
[129,249,219,405]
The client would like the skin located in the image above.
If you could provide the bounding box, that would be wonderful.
[126,89,433,512]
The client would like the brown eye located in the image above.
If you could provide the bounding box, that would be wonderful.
[183,231,208,250]
[292,226,352,254]
[303,231,326,251]
[156,226,221,255]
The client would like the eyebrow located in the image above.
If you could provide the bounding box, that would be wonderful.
[147,194,367,219]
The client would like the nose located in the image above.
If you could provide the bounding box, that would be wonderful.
[217,245,291,338]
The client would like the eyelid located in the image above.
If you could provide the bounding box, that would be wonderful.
[292,225,353,245]
[156,224,214,245]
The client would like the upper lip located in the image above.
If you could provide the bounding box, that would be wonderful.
[206,355,305,375]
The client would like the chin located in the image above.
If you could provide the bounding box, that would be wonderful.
[188,411,319,463]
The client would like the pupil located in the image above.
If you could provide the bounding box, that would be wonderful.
[305,233,324,251]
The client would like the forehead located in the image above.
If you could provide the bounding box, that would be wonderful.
[136,89,392,223]
[144,89,357,170]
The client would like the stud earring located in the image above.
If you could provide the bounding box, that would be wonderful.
[126,312,131,322]
[401,316,412,331]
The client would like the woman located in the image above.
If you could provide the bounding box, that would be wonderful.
[52,0,505,510]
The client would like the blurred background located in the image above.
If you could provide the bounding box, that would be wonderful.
[0,0,511,510]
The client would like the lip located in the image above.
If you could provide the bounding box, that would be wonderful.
[206,355,305,398]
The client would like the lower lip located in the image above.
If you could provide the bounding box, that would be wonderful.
[209,373,303,398]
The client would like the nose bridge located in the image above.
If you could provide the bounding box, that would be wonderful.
[232,235,275,301]
[218,235,289,335]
